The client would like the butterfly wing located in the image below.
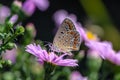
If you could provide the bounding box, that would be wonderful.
[53,18,80,52]
[54,18,76,37]
[60,30,80,52]
[66,30,81,51]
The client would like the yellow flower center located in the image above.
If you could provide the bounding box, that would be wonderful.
[86,31,96,40]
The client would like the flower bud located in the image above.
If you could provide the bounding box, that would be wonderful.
[11,0,22,14]
[26,23,36,38]
[6,60,12,66]
[5,42,15,50]
[15,26,25,35]
[9,14,18,24]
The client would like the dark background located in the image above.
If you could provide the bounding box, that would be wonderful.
[0,0,120,42]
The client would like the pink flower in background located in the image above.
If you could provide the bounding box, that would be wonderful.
[25,43,78,67]
[2,48,17,64]
[53,10,69,27]
[53,10,78,26]
[85,41,112,59]
[70,71,88,80]
[0,6,10,24]
[22,0,36,16]
[22,0,49,16]
[31,0,49,11]
[113,52,120,65]
[9,14,18,24]
[86,41,120,65]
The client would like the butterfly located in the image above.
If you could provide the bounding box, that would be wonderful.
[50,18,81,53]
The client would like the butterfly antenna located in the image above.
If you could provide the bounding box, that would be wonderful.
[43,41,52,47]
[42,41,54,52]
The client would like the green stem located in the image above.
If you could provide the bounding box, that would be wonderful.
[44,62,55,80]
[4,13,14,33]
[44,71,51,80]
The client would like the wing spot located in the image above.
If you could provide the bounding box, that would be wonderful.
[61,32,64,34]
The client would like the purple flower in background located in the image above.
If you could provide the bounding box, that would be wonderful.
[25,43,78,67]
[53,10,68,26]
[85,41,112,59]
[70,71,88,80]
[114,52,120,65]
[22,0,49,16]
[2,48,17,64]
[22,0,36,16]
[86,41,120,65]
[0,6,10,24]
[31,0,49,11]
[9,14,18,24]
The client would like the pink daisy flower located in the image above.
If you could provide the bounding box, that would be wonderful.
[25,43,78,67]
